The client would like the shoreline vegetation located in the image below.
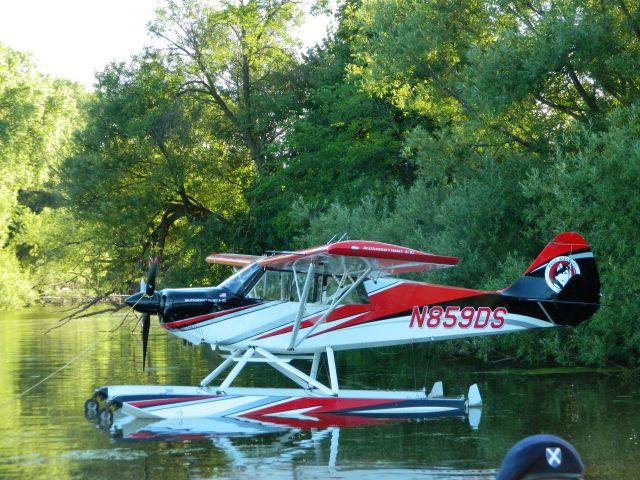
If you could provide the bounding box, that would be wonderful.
[1,0,639,367]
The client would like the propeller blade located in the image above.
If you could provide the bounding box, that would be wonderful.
[141,312,150,371]
[145,257,158,296]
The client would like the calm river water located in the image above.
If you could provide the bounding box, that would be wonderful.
[0,308,638,479]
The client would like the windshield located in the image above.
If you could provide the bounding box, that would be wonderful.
[217,263,262,296]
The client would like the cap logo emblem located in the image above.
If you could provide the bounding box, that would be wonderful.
[544,256,580,293]
[546,447,562,468]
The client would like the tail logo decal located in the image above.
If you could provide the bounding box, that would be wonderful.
[544,256,580,293]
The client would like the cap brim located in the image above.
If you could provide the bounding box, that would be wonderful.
[522,473,583,480]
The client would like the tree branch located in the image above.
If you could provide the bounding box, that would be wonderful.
[617,0,640,41]
[566,68,600,113]
[534,94,587,122]
[45,293,124,334]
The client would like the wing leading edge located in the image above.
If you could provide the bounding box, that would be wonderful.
[205,253,263,267]
[207,241,458,277]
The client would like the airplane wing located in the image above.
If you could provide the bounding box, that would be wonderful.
[205,253,263,267]
[257,240,458,276]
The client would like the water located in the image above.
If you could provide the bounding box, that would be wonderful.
[0,308,638,479]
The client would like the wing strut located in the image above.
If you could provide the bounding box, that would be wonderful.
[294,267,371,349]
[288,262,317,350]
[326,346,339,394]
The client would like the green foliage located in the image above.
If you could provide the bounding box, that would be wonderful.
[297,150,536,288]
[0,247,35,309]
[0,43,85,309]
[149,0,304,174]
[298,0,640,366]
[60,50,254,292]
[249,25,420,245]
[344,0,491,120]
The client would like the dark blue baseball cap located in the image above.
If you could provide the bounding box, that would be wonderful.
[496,434,584,480]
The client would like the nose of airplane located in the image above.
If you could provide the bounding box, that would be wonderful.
[125,291,160,314]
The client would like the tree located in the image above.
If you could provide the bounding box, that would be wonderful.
[247,14,421,244]
[61,50,253,293]
[522,105,640,366]
[346,0,640,152]
[0,43,84,309]
[149,0,303,174]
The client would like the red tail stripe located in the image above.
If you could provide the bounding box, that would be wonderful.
[524,232,590,275]
[161,305,254,329]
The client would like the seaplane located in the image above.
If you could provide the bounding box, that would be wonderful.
[86,232,599,434]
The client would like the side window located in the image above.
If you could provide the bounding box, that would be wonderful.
[318,274,369,305]
[251,269,292,301]
[249,269,369,305]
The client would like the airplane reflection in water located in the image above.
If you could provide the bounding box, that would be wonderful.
[90,408,491,480]
[105,398,482,440]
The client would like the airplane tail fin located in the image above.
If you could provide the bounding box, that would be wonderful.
[501,232,600,326]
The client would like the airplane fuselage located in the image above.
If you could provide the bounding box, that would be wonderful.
[154,278,552,354]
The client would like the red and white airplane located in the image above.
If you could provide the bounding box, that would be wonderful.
[89,232,599,432]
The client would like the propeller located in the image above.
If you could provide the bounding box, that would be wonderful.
[145,256,159,296]
[141,312,151,371]
[141,257,159,371]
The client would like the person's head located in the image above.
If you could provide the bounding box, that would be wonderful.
[496,434,584,480]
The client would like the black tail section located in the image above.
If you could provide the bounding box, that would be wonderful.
[501,232,600,326]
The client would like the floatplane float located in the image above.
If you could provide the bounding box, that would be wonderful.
[86,232,599,435]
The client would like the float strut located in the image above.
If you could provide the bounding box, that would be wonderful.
[200,350,242,387]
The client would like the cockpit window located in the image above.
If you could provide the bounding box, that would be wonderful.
[250,269,291,301]
[247,267,369,305]
[219,263,370,305]
[320,273,369,305]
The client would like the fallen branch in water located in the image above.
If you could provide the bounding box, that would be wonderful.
[45,293,128,334]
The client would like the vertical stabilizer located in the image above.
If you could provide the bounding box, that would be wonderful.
[501,232,600,326]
